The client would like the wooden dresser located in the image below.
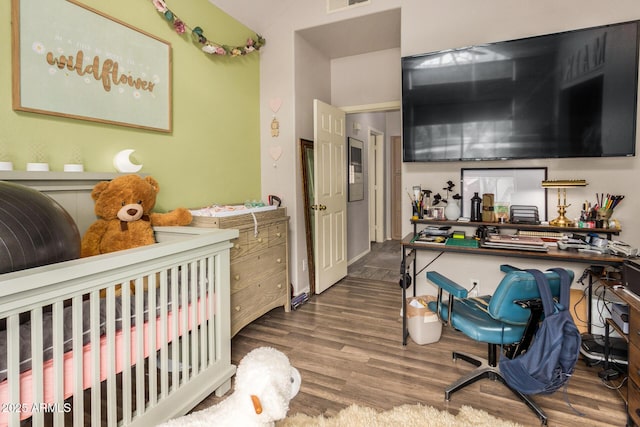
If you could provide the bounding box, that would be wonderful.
[623,290,640,426]
[608,285,640,426]
[191,207,290,336]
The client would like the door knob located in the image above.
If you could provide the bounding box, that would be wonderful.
[311,204,327,210]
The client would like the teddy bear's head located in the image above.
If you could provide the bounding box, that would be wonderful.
[91,174,159,222]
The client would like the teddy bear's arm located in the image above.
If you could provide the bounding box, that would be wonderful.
[80,220,110,257]
[149,208,193,227]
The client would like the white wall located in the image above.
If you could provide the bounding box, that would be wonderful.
[345,112,388,262]
[331,48,401,107]
[256,0,402,296]
[214,0,640,298]
[401,0,640,297]
[293,34,332,293]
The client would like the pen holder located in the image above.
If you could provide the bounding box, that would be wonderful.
[595,209,613,228]
[412,203,423,219]
[597,209,613,221]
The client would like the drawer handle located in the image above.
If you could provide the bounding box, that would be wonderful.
[234,274,240,281]
[276,258,282,263]
[235,305,241,312]
[276,232,282,237]
[257,237,263,243]
[277,283,282,289]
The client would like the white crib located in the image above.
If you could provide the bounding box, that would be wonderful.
[0,172,239,426]
[0,225,238,426]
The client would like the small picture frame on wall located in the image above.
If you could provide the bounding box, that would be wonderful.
[432,206,445,220]
[348,137,364,202]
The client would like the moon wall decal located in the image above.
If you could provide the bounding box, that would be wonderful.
[113,149,143,173]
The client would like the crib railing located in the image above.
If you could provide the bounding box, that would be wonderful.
[0,227,237,427]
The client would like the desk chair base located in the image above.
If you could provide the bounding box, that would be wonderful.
[446,349,548,426]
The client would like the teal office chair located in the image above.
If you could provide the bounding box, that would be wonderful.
[426,264,573,426]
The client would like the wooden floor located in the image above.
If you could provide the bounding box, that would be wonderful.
[194,241,629,427]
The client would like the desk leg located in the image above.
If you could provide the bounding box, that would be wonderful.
[588,272,593,336]
[400,247,416,346]
[401,247,408,346]
[604,321,611,371]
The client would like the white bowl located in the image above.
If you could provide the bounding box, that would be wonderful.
[26,162,50,172]
[63,163,84,172]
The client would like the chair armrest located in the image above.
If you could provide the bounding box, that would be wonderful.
[426,271,468,298]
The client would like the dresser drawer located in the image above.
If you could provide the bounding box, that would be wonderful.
[230,227,270,259]
[230,271,287,335]
[230,245,286,293]
[630,307,640,348]
[629,379,640,426]
[269,221,287,247]
[630,341,640,389]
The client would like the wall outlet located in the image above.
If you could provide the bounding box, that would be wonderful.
[469,279,479,297]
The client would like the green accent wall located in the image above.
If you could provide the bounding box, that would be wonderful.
[1,0,261,211]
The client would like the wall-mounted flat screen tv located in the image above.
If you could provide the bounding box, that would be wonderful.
[402,20,639,162]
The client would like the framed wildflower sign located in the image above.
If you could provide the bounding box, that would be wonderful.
[11,0,172,132]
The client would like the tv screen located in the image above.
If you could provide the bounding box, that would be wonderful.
[402,21,639,162]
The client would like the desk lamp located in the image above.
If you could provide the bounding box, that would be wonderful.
[541,179,588,227]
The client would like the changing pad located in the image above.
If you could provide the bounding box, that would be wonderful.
[190,204,277,218]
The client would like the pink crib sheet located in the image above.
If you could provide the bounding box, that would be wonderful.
[0,297,211,425]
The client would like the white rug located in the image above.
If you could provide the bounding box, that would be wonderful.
[277,404,524,427]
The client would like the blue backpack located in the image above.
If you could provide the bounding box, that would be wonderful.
[500,268,581,395]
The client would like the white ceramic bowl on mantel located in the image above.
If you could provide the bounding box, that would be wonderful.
[63,163,84,172]
[26,162,50,172]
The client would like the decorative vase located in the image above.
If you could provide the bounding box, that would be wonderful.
[444,201,461,221]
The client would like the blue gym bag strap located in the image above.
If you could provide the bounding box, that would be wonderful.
[547,267,571,309]
[525,269,555,317]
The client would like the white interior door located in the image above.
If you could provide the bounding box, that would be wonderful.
[313,99,347,294]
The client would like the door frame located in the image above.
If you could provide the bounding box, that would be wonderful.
[300,138,316,295]
[368,128,385,243]
[390,135,403,240]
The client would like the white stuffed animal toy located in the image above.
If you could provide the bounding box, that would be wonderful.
[158,347,301,427]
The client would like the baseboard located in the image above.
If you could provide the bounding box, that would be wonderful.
[348,248,371,266]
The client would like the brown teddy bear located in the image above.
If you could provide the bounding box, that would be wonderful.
[81,174,192,257]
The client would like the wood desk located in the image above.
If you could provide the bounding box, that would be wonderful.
[400,223,626,346]
[607,287,640,426]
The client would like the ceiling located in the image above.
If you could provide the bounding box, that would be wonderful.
[209,1,400,59]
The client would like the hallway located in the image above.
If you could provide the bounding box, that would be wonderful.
[347,240,401,283]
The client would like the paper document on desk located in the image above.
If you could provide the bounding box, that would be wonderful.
[482,234,548,252]
[486,234,547,246]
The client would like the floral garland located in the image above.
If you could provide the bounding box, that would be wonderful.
[151,0,265,57]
